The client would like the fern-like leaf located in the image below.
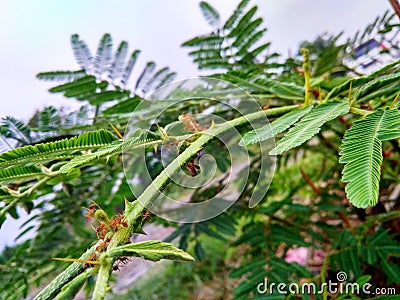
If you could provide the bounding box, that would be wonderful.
[36,70,86,82]
[59,131,160,173]
[240,105,313,146]
[48,75,96,93]
[0,135,12,154]
[94,33,113,76]
[140,67,176,94]
[223,0,251,30]
[270,101,350,155]
[0,129,117,168]
[121,50,141,86]
[135,61,156,92]
[0,166,43,183]
[1,117,31,145]
[354,73,400,102]
[70,34,93,71]
[109,41,129,81]
[199,1,220,28]
[107,240,195,262]
[339,108,400,208]
[86,90,130,105]
[101,96,141,115]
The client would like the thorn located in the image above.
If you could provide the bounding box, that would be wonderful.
[135,227,147,235]
[156,123,168,139]
[390,89,400,109]
[124,196,129,207]
[109,122,124,140]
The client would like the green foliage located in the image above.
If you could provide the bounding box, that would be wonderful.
[0,129,117,169]
[107,240,195,262]
[182,0,271,70]
[240,105,313,145]
[339,108,400,207]
[1,2,400,300]
[330,229,400,283]
[269,101,350,155]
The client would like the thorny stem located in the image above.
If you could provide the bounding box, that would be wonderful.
[301,48,312,106]
[91,104,299,299]
[35,104,297,300]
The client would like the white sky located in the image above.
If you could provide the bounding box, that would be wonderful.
[0,0,392,121]
[0,0,393,248]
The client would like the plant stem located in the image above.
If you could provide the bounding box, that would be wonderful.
[91,104,298,299]
[301,48,312,106]
[36,105,298,300]
[349,107,371,116]
[33,240,105,300]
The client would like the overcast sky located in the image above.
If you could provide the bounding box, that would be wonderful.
[0,0,392,121]
[0,1,393,249]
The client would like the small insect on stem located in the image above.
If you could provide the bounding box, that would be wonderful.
[179,113,207,133]
[110,214,128,232]
[85,204,96,220]
[96,237,111,252]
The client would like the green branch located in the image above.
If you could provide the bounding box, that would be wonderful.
[35,104,298,300]
[301,48,311,106]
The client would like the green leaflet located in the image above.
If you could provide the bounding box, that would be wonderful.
[0,129,117,169]
[70,34,93,71]
[182,0,268,70]
[339,108,400,208]
[270,101,349,155]
[240,105,312,146]
[36,70,86,82]
[223,0,251,30]
[199,1,220,28]
[94,33,112,75]
[354,72,400,102]
[325,58,400,101]
[107,240,195,262]
[59,131,161,173]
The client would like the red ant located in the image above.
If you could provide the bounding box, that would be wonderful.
[83,252,98,269]
[86,204,96,220]
[95,223,108,240]
[96,237,111,252]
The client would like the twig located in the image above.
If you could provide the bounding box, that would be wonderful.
[389,0,400,19]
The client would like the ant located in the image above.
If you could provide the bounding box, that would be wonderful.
[96,237,111,252]
[110,214,128,232]
[186,159,200,177]
[86,204,96,220]
[142,210,152,222]
[112,257,132,271]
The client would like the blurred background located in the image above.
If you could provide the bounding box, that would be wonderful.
[1,2,400,299]
[0,0,391,121]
